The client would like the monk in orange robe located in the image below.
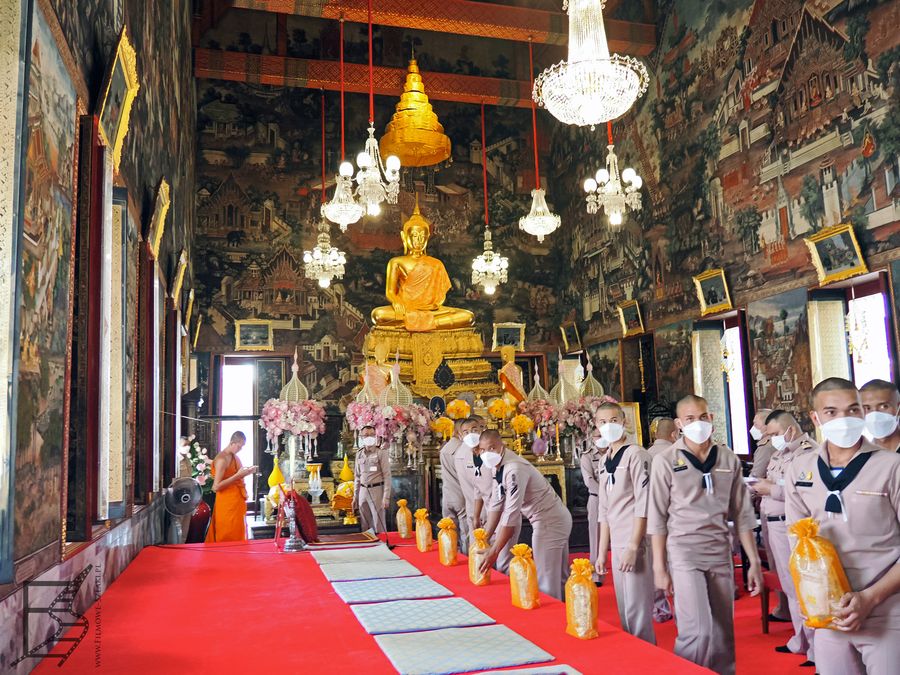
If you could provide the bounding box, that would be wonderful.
[206,431,254,542]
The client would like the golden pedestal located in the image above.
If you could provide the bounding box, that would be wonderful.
[365,326,500,399]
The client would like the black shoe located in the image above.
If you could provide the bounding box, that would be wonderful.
[800,661,815,668]
[774,645,792,654]
[594,581,603,587]
[767,613,791,622]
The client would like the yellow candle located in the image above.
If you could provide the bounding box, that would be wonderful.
[555,423,560,447]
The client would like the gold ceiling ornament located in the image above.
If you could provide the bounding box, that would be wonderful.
[379,59,451,168]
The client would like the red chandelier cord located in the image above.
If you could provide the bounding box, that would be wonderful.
[607,120,614,145]
[481,102,489,228]
[321,89,327,204]
[367,0,374,124]
[339,17,345,159]
[528,39,540,190]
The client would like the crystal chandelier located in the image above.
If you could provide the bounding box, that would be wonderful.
[583,122,642,226]
[304,221,346,289]
[533,0,649,128]
[520,39,560,243]
[472,103,508,295]
[322,18,364,232]
[471,228,508,295]
[352,0,400,217]
[307,91,347,289]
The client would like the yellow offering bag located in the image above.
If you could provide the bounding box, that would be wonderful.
[469,528,492,586]
[789,517,852,629]
[396,499,413,539]
[565,558,598,639]
[509,544,540,609]
[437,518,458,566]
[414,508,432,552]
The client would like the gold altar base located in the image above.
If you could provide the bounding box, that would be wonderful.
[366,326,500,399]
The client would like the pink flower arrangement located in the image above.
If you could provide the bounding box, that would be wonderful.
[178,436,213,494]
[346,402,433,441]
[558,395,619,437]
[259,398,326,442]
[518,398,558,427]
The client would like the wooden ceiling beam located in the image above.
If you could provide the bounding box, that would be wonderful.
[195,47,534,107]
[228,0,656,54]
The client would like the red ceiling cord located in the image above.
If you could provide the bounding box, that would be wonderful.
[339,17,345,159]
[528,38,540,190]
[481,102,489,227]
[367,0,375,124]
[321,89,326,204]
[607,120,613,145]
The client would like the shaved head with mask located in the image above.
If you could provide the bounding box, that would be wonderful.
[860,379,900,452]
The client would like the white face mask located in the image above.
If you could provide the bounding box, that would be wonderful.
[462,433,481,448]
[593,437,609,450]
[599,422,624,444]
[681,420,713,444]
[770,435,787,452]
[480,450,502,469]
[749,426,763,441]
[360,436,378,448]
[819,417,866,448]
[865,411,898,439]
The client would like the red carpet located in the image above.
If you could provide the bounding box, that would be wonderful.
[36,538,806,674]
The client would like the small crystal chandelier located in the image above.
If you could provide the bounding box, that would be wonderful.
[520,39,560,243]
[471,228,508,295]
[583,122,642,227]
[472,103,509,295]
[533,0,649,128]
[304,221,346,289]
[322,18,364,232]
[352,0,400,217]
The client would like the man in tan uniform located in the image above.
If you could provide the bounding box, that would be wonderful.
[594,403,656,644]
[580,429,607,583]
[749,408,774,478]
[648,417,678,457]
[860,379,900,453]
[439,418,469,550]
[352,425,391,533]
[649,394,762,675]
[756,410,815,665]
[785,377,900,675]
[480,429,572,600]
[471,431,522,574]
[454,416,487,531]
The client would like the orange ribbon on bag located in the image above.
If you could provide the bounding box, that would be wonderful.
[789,517,851,629]
[565,558,598,639]
[509,544,540,609]
[437,518,458,566]
[469,528,491,586]
[396,499,413,539]
[414,508,432,552]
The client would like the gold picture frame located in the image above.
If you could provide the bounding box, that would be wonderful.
[693,269,733,316]
[193,315,203,350]
[804,223,868,286]
[171,249,188,301]
[616,300,644,337]
[235,319,274,351]
[148,178,170,260]
[559,321,582,353]
[619,401,643,445]
[184,288,195,328]
[97,25,139,173]
[492,322,525,351]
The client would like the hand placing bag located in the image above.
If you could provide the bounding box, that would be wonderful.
[414,508,433,552]
[789,517,851,629]
[396,499,412,539]
[437,518,458,566]
[509,544,540,609]
[469,528,492,586]
[566,558,599,639]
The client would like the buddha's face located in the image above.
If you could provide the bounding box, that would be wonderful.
[405,224,428,253]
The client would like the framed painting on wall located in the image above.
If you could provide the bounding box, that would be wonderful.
[805,223,868,286]
[97,25,139,172]
[616,300,644,337]
[559,321,582,353]
[693,269,733,316]
[256,358,285,414]
[619,402,643,446]
[235,320,274,351]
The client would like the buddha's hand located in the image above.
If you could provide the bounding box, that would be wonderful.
[392,303,406,318]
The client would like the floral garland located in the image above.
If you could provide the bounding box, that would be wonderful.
[178,436,213,494]
[446,399,471,419]
[346,402,434,442]
[259,398,327,442]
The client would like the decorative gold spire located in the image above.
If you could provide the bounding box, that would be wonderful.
[380,60,451,167]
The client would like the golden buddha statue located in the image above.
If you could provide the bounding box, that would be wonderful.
[371,202,474,332]
[498,345,526,408]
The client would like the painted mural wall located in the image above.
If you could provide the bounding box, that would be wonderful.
[554,0,900,416]
[12,0,196,566]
